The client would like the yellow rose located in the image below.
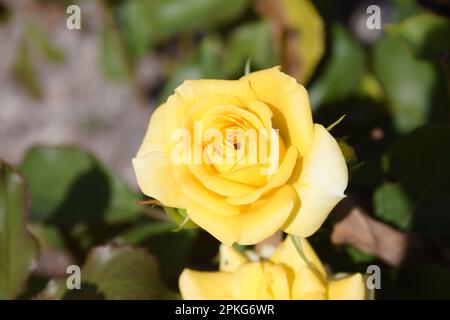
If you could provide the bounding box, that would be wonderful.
[179,237,366,300]
[133,67,348,245]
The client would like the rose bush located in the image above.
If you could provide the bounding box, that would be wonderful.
[133,67,348,245]
[179,237,365,300]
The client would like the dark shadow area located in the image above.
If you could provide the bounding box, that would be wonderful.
[387,125,450,249]
[49,165,111,225]
[63,283,106,300]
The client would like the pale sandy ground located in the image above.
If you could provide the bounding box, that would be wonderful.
[0,1,159,188]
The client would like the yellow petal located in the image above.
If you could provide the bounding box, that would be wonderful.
[226,146,297,205]
[233,262,290,299]
[269,237,326,277]
[261,263,291,299]
[284,124,348,237]
[133,105,186,208]
[292,266,327,300]
[219,244,248,272]
[173,164,240,216]
[138,94,189,156]
[163,93,191,150]
[185,185,297,245]
[227,134,286,185]
[179,269,235,300]
[328,273,366,300]
[218,164,268,187]
[246,100,273,129]
[241,67,314,157]
[176,79,256,106]
[135,105,166,156]
[202,104,265,131]
[186,95,245,129]
[189,163,256,198]
[232,263,267,299]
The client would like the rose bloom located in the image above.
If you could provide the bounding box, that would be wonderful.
[179,238,365,300]
[133,67,348,245]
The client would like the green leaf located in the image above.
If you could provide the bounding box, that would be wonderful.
[144,228,198,285]
[11,22,65,97]
[388,13,450,60]
[114,219,198,285]
[309,25,366,110]
[337,140,362,176]
[119,0,249,59]
[159,21,275,102]
[344,245,375,264]
[158,35,224,103]
[159,64,206,103]
[68,245,176,299]
[19,146,141,225]
[26,23,64,63]
[385,125,450,243]
[28,224,66,251]
[373,34,447,133]
[0,162,39,299]
[11,38,42,98]
[337,140,356,164]
[164,207,197,230]
[225,20,276,76]
[391,0,424,22]
[114,221,175,245]
[356,73,384,102]
[99,27,127,79]
[373,182,412,229]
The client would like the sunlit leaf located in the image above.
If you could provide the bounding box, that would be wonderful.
[20,146,141,225]
[66,245,177,299]
[387,13,450,60]
[373,34,447,133]
[164,207,197,230]
[0,162,39,299]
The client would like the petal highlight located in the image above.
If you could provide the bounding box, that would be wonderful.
[284,124,348,237]
[241,67,314,157]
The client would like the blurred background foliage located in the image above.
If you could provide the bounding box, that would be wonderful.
[0,0,449,299]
